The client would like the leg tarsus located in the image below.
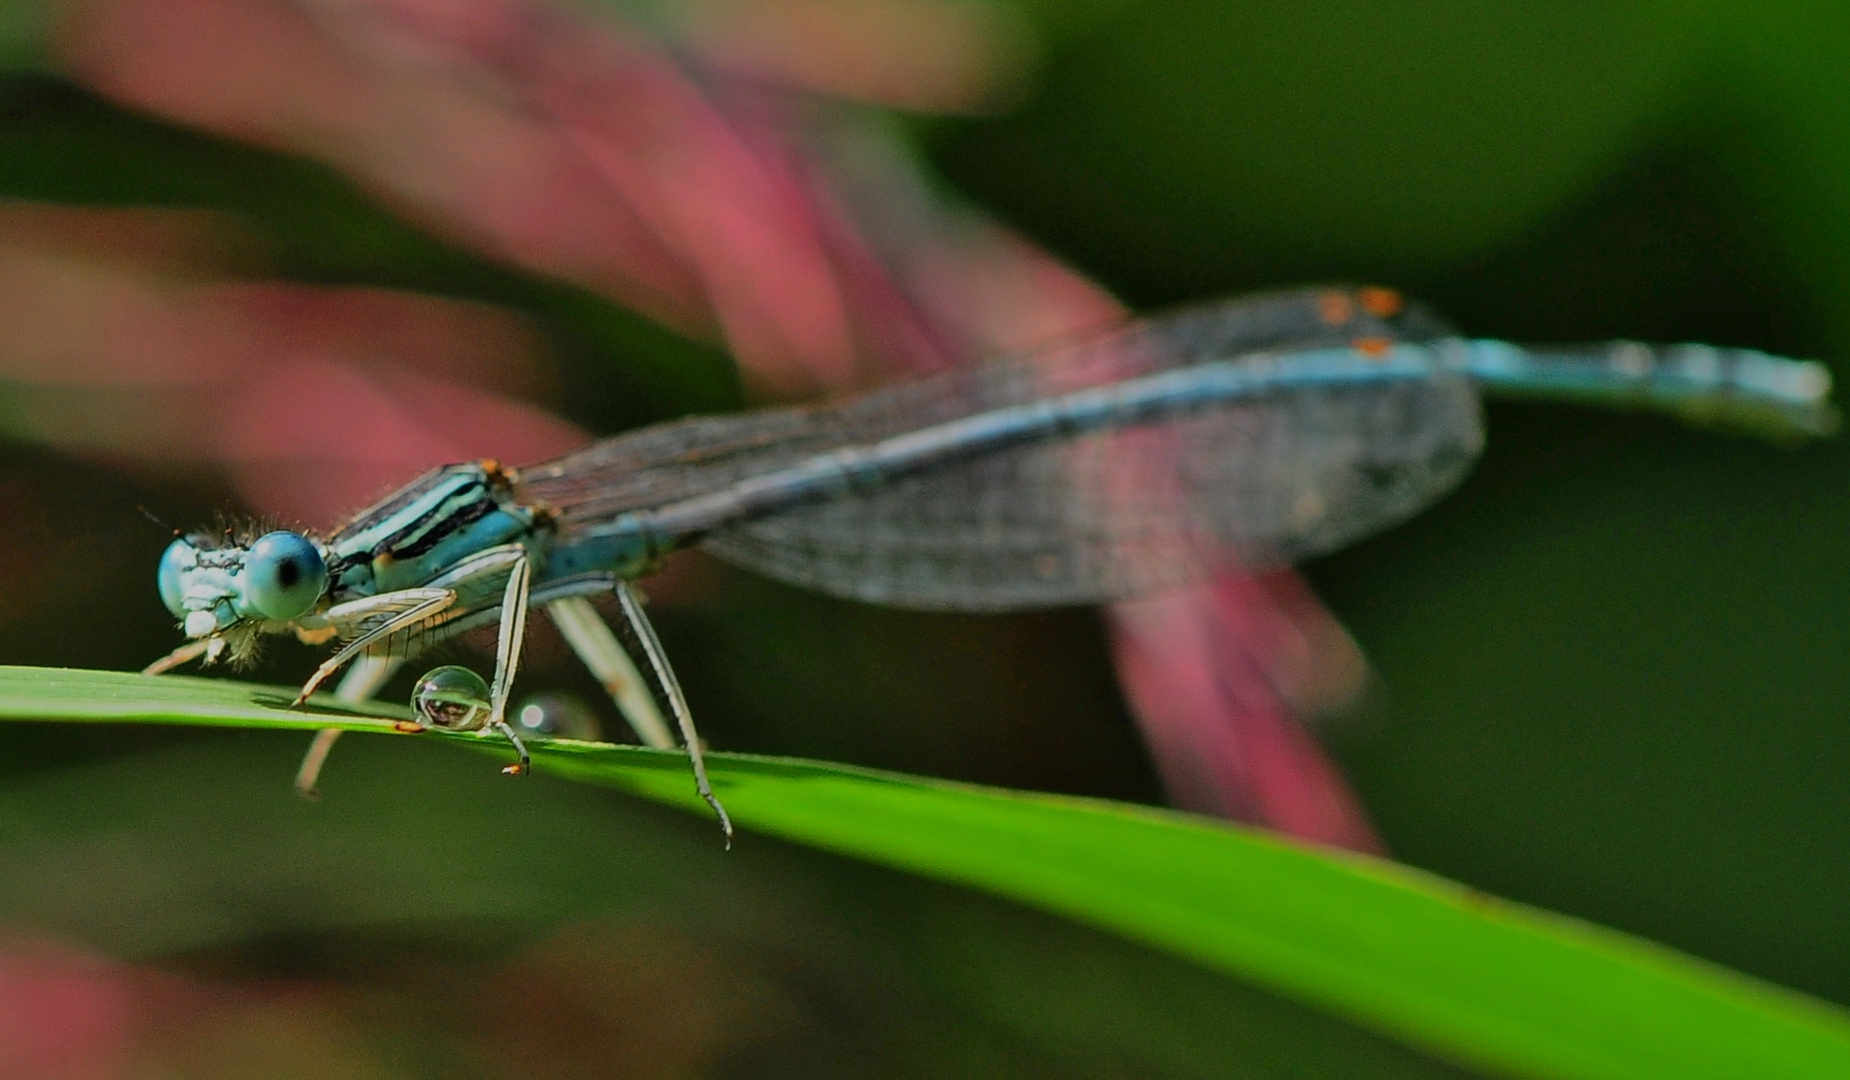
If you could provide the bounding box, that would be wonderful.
[294,728,341,800]
[493,718,531,776]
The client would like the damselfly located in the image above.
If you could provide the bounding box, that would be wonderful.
[145,286,1836,841]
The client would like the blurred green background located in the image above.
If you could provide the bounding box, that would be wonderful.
[932,0,1850,1006]
[5,0,1850,1075]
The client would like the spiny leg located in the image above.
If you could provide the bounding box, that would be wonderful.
[486,549,533,775]
[545,596,674,749]
[614,579,732,845]
[294,655,404,799]
[293,589,456,704]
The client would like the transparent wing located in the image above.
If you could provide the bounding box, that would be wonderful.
[515,287,1481,609]
[701,379,1481,609]
[517,287,1451,519]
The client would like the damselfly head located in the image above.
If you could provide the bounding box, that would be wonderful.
[158,529,331,638]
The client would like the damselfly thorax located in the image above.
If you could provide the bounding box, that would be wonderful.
[148,454,721,831]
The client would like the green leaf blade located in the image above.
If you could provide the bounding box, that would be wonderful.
[562,746,1850,1080]
[3,664,1848,1080]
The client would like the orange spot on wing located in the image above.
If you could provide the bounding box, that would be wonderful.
[1351,336,1393,358]
[1358,287,1403,317]
[1317,291,1354,326]
[393,721,427,733]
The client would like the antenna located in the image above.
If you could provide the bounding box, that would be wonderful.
[136,504,182,538]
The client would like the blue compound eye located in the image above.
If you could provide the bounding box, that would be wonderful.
[157,537,194,618]
[242,531,328,621]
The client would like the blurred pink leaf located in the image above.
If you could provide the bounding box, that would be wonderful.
[0,920,811,1078]
[60,0,875,392]
[0,935,134,1080]
[0,203,585,526]
[671,0,1035,111]
[1110,572,1383,853]
[218,360,587,525]
[60,0,707,330]
[0,928,430,1078]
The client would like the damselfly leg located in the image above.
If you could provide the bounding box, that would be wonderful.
[291,545,536,780]
[486,547,533,773]
[141,637,213,676]
[294,588,456,703]
[614,579,732,846]
[544,595,674,748]
[393,584,728,833]
[294,655,404,798]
